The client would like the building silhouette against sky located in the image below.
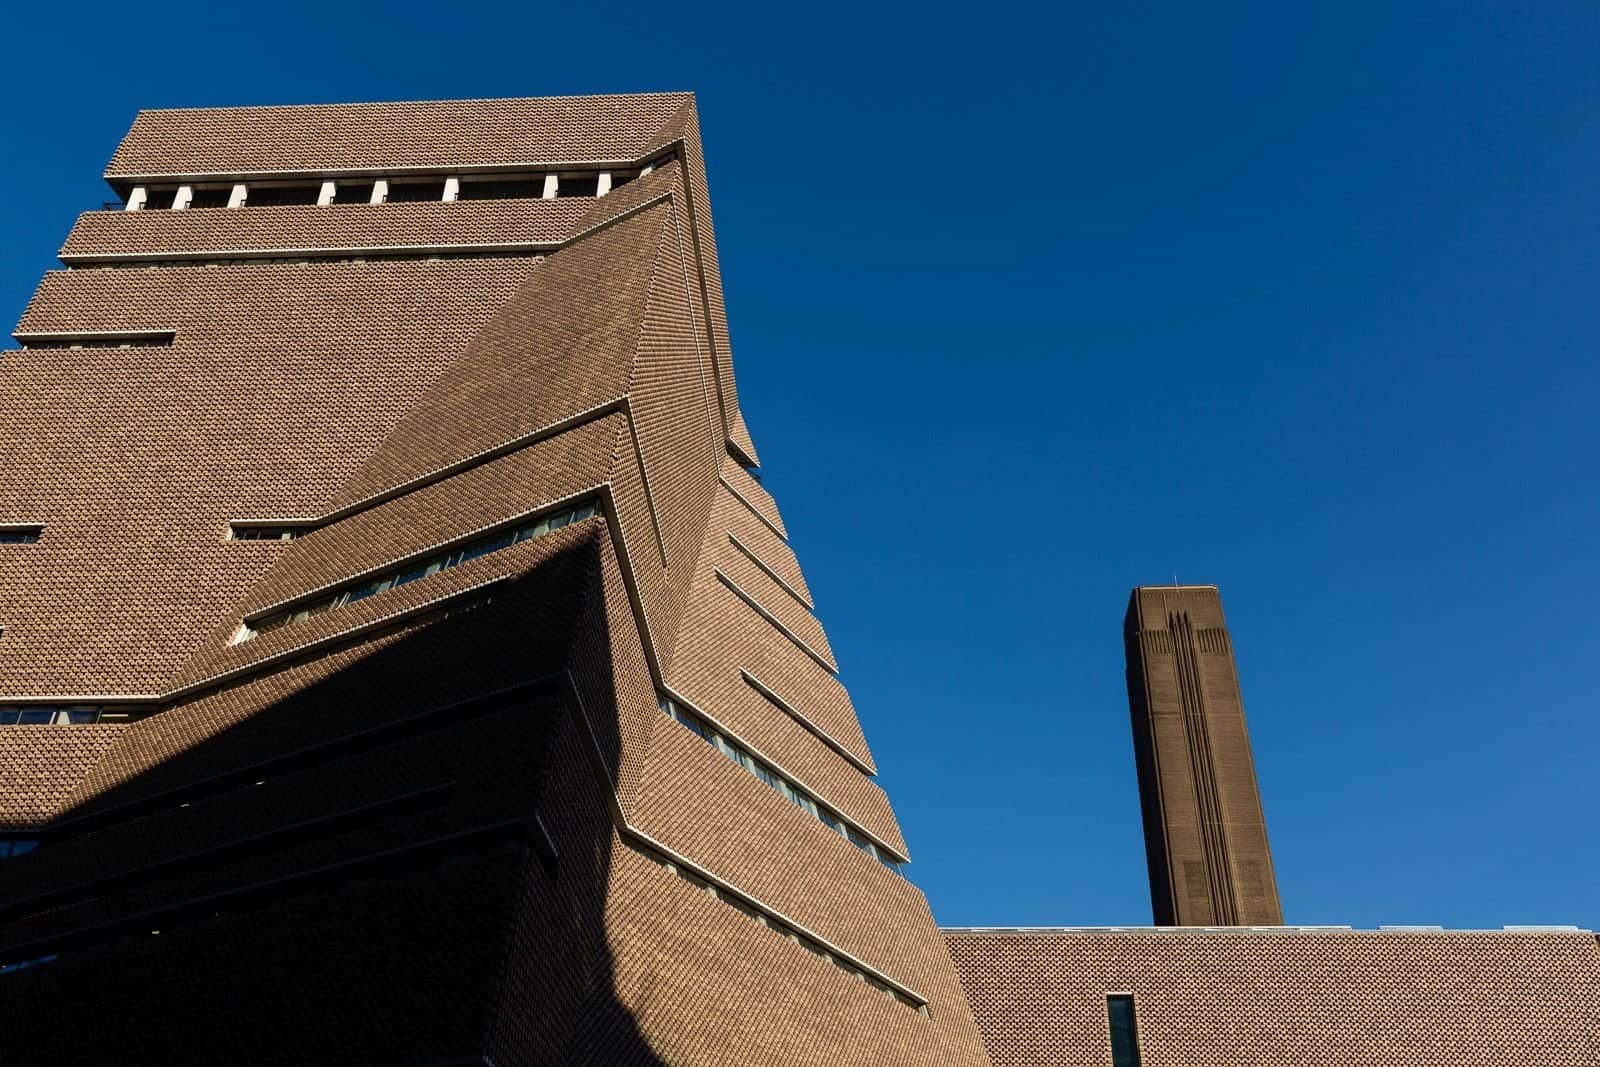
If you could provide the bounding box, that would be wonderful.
[0,93,1596,1065]
[1123,585,1282,926]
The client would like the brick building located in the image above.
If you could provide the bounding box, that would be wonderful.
[0,95,1594,1065]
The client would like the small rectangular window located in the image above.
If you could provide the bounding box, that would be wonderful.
[385,180,447,203]
[458,177,545,200]
[142,188,177,210]
[336,181,374,204]
[228,523,308,541]
[1107,995,1142,1067]
[188,187,231,209]
[0,526,42,544]
[16,331,175,350]
[555,174,600,198]
[245,184,322,207]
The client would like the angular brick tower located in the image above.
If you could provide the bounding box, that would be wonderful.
[0,95,993,1066]
[1123,585,1283,926]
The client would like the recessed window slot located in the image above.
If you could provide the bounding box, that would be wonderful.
[228,522,314,542]
[14,330,176,350]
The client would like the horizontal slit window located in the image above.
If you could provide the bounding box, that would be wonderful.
[625,836,927,1016]
[15,331,176,349]
[188,187,232,209]
[458,177,546,200]
[660,697,907,876]
[384,180,447,203]
[69,251,548,270]
[228,523,312,541]
[555,174,599,197]
[244,184,322,207]
[236,499,599,643]
[0,525,43,544]
[0,705,105,725]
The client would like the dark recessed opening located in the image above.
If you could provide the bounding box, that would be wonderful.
[142,189,177,210]
[229,523,310,541]
[0,525,43,544]
[336,181,373,204]
[555,174,599,198]
[246,184,322,207]
[458,177,546,200]
[385,181,447,203]
[188,187,232,209]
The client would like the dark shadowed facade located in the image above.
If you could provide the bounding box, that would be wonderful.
[1,95,1596,1065]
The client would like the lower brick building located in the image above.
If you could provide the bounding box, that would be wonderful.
[946,926,1600,1066]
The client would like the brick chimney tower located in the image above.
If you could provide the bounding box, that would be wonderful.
[1124,585,1283,925]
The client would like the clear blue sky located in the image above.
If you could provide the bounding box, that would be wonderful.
[4,2,1596,930]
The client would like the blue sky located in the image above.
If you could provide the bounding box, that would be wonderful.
[4,2,1596,930]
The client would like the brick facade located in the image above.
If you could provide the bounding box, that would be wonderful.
[1,93,1590,1066]
[0,94,993,1064]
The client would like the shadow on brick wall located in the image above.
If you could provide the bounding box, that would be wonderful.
[0,531,666,1066]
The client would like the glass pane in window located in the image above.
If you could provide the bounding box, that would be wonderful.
[394,563,430,586]
[1108,995,1142,1067]
[17,709,52,724]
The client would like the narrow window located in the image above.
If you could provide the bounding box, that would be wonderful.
[228,523,309,541]
[336,181,374,204]
[141,188,177,210]
[555,173,600,198]
[244,184,323,207]
[385,180,448,203]
[0,526,42,544]
[1107,995,1142,1067]
[458,177,545,200]
[0,839,39,859]
[188,187,231,209]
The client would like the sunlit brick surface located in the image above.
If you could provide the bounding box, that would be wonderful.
[0,93,995,1065]
[946,928,1600,1066]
